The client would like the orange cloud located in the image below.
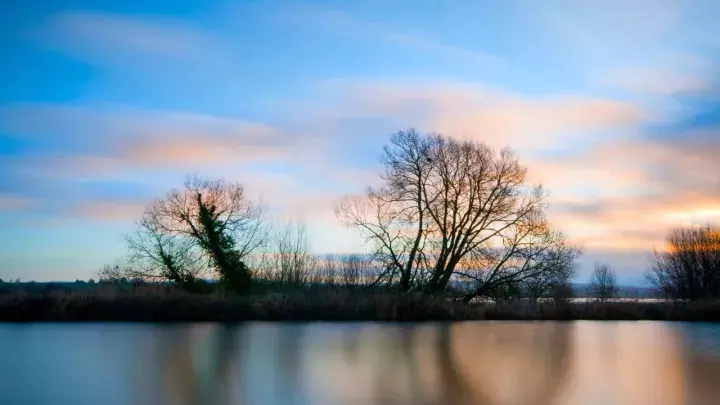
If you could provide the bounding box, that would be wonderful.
[318,79,645,149]
[540,130,720,251]
[122,135,290,167]
[429,95,642,149]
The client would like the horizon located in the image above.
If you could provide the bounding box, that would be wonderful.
[2,0,719,284]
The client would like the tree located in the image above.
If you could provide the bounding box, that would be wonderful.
[265,222,316,287]
[589,263,618,302]
[318,255,338,286]
[521,250,577,302]
[120,175,268,293]
[124,214,203,290]
[340,254,377,287]
[646,225,720,300]
[337,129,580,296]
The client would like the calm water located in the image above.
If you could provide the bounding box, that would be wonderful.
[1,322,720,405]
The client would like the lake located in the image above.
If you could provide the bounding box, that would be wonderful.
[1,322,719,405]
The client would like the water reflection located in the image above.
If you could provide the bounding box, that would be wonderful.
[1,322,719,405]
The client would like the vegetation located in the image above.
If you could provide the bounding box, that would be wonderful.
[336,130,580,298]
[3,130,719,322]
[88,130,579,303]
[101,175,267,294]
[589,263,619,302]
[0,284,718,322]
[646,225,720,300]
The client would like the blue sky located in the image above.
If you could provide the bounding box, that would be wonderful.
[1,0,719,283]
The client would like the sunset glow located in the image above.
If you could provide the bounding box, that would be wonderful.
[1,0,718,283]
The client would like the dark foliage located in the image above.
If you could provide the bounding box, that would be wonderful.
[647,225,720,300]
[1,286,718,322]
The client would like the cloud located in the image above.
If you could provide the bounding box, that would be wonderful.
[312,78,645,150]
[72,200,147,222]
[4,78,717,271]
[540,125,720,251]
[532,0,717,99]
[0,195,35,212]
[305,78,719,259]
[600,67,712,94]
[33,11,224,67]
[0,105,306,176]
[534,0,682,59]
[118,122,295,168]
[288,6,502,66]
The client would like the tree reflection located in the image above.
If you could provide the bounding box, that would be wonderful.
[133,322,720,405]
[317,322,574,405]
[156,324,242,405]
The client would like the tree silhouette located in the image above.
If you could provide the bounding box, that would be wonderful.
[337,129,580,296]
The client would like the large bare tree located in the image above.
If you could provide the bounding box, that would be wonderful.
[647,225,720,300]
[336,131,432,291]
[337,129,580,296]
[122,175,268,292]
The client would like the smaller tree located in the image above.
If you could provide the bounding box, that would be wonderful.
[340,254,375,287]
[318,255,338,286]
[268,222,315,288]
[589,263,619,303]
[120,175,268,294]
[646,225,720,300]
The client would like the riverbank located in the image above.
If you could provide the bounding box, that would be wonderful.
[1,290,719,322]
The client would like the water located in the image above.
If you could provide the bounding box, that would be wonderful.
[1,322,720,405]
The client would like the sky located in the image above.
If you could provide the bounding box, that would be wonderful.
[1,0,719,283]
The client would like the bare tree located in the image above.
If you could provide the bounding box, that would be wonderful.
[337,129,580,295]
[123,175,268,292]
[123,213,205,289]
[646,225,720,300]
[317,254,338,286]
[520,248,578,303]
[340,254,376,287]
[97,264,127,283]
[267,222,316,287]
[589,263,619,302]
[453,220,580,301]
[337,131,433,291]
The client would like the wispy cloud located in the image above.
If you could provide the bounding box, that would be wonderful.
[0,105,306,175]
[540,125,720,251]
[32,11,224,67]
[535,0,682,59]
[0,194,35,212]
[288,6,502,66]
[298,77,720,260]
[3,77,718,269]
[72,200,147,222]
[599,67,713,95]
[534,0,718,98]
[310,78,644,149]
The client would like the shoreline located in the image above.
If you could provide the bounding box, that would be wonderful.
[1,293,719,322]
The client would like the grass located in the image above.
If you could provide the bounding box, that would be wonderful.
[1,284,719,322]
